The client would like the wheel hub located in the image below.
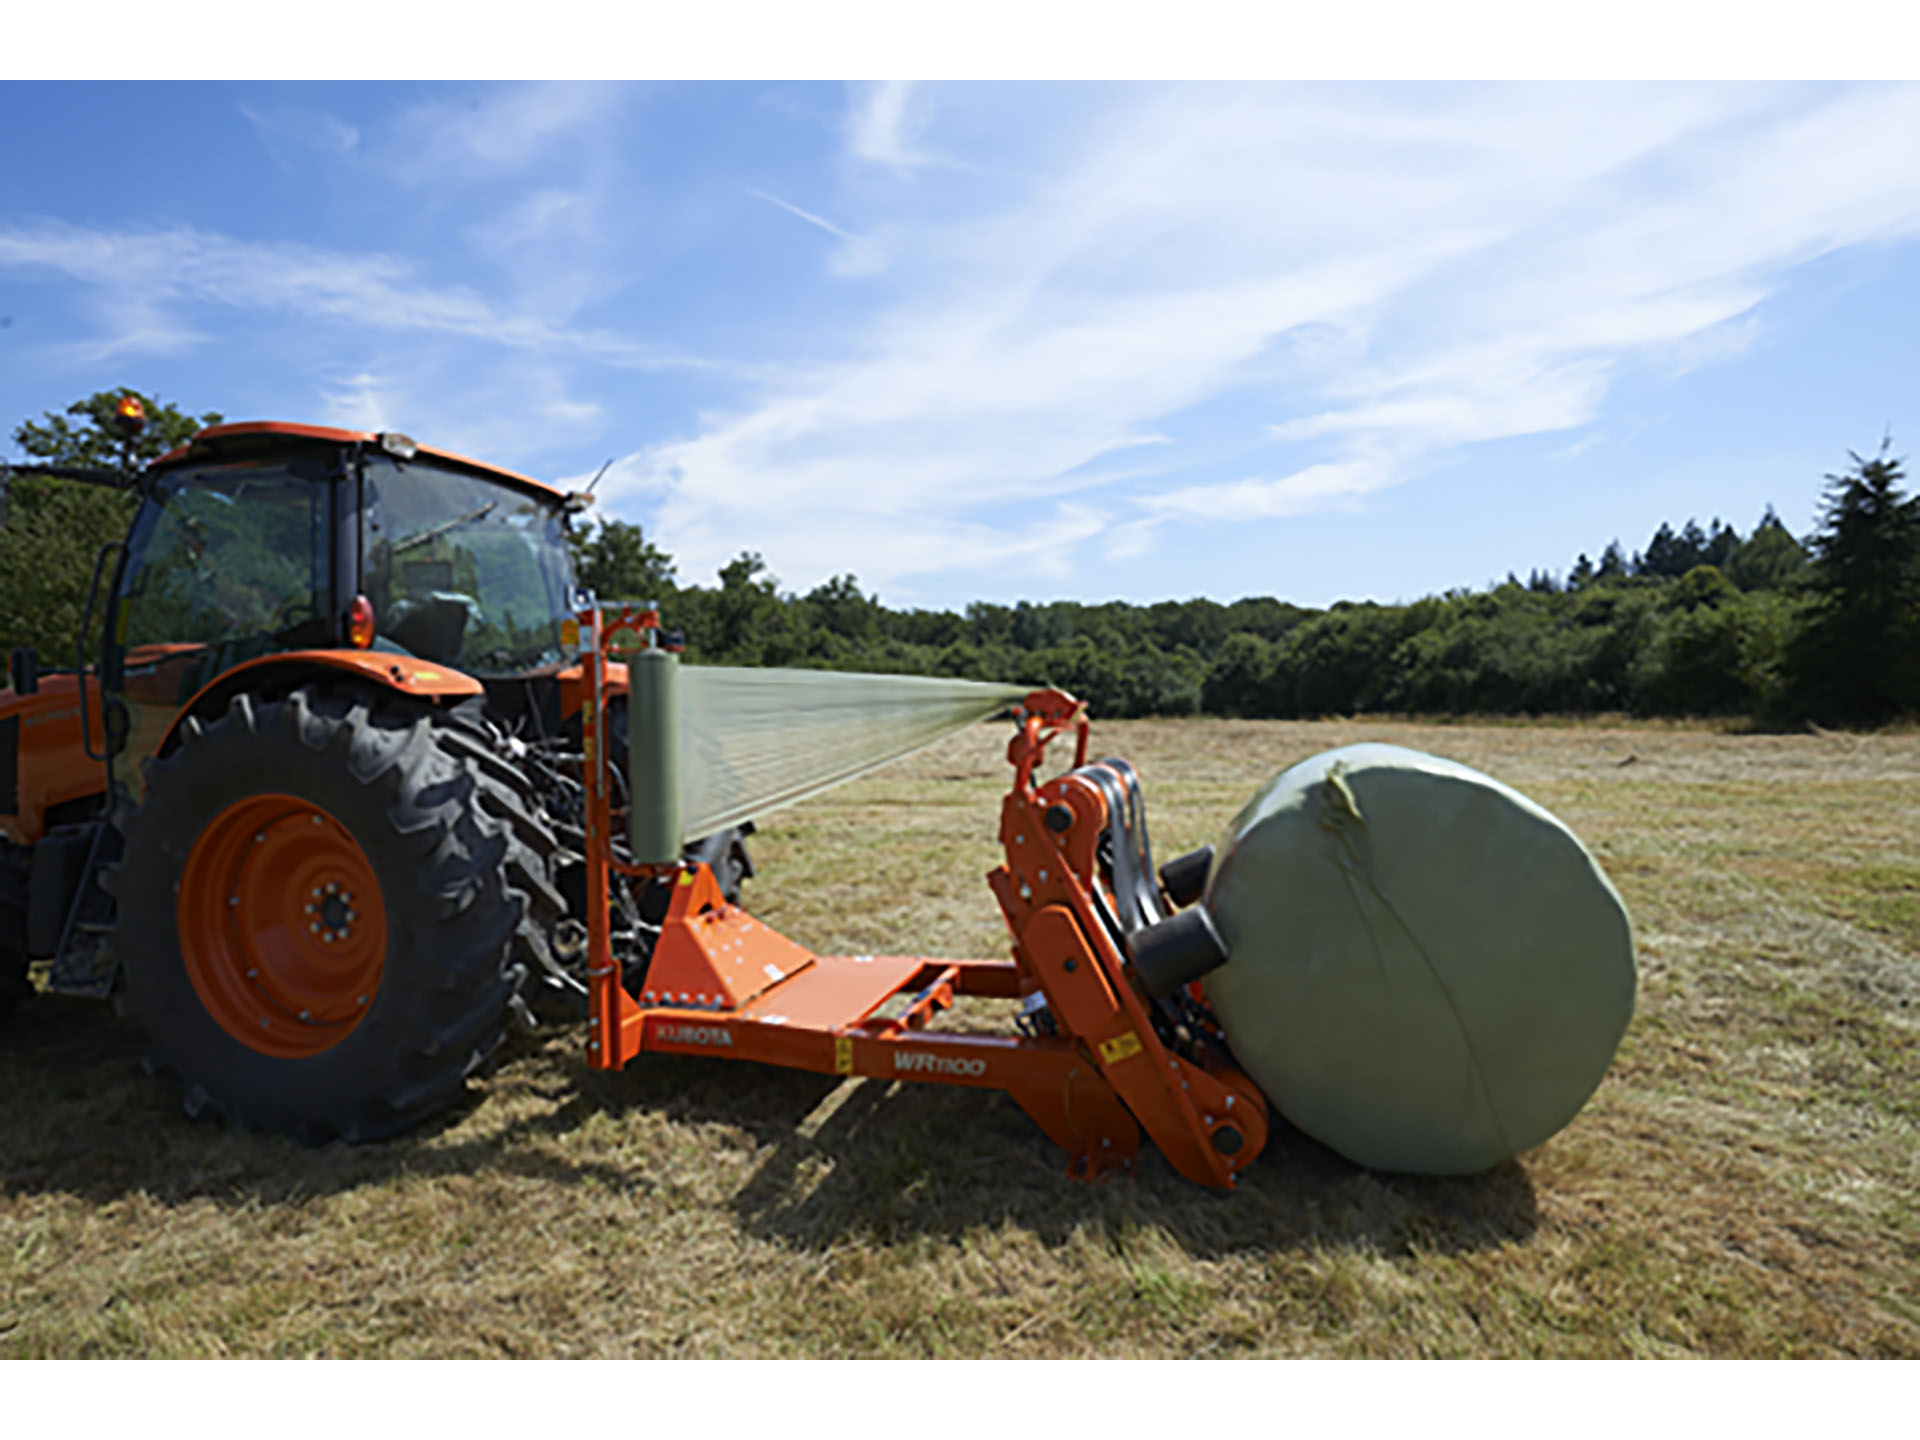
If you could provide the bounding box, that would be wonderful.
[178,793,389,1057]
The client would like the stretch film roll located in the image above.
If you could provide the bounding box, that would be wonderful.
[635,665,1025,847]
[627,648,683,863]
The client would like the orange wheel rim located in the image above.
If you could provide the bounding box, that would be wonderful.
[178,793,389,1058]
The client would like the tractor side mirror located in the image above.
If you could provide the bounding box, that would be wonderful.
[9,646,39,696]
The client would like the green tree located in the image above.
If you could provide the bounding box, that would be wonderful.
[2,388,221,664]
[697,552,808,666]
[13,387,219,470]
[802,574,879,642]
[1726,506,1808,591]
[569,517,677,605]
[1784,440,1920,723]
[1202,632,1276,715]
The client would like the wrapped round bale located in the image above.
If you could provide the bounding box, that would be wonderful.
[1203,744,1635,1175]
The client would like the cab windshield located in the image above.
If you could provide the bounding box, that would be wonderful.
[361,456,576,674]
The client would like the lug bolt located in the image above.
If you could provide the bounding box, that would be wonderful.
[322,933,334,944]
[326,883,337,894]
[309,922,320,934]
[312,887,323,899]
[339,928,351,940]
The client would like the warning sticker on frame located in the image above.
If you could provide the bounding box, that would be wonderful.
[1099,1032,1143,1064]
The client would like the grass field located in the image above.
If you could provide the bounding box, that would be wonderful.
[3,717,1916,1358]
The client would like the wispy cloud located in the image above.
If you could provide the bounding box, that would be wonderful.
[846,82,932,171]
[239,103,359,169]
[751,188,856,243]
[0,220,724,372]
[316,369,404,433]
[598,83,1920,601]
[1143,460,1395,522]
[749,187,887,277]
[12,82,1920,609]
[378,83,622,187]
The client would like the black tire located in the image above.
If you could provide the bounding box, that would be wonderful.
[681,823,755,903]
[0,852,31,1018]
[0,948,28,1018]
[104,682,562,1143]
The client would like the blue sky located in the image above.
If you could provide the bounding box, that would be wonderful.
[3,78,1918,611]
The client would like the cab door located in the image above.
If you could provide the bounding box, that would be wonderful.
[103,457,337,804]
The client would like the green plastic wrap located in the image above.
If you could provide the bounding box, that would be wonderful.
[627,648,683,864]
[664,667,1025,844]
[1203,743,1636,1175]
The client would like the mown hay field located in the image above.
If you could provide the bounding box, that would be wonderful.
[3,717,1916,1358]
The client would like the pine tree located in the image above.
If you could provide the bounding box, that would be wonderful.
[1727,506,1807,591]
[1676,519,1709,573]
[1639,523,1679,577]
[1784,440,1920,722]
[1705,518,1741,570]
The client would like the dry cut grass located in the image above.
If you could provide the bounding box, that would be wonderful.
[3,717,1917,1357]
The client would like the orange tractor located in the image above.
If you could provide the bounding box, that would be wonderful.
[1,410,1263,1183]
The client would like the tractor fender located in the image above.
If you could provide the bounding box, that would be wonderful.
[158,650,483,758]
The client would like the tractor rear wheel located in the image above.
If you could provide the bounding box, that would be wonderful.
[105,682,561,1143]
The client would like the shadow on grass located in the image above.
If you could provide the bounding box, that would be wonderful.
[3,995,1536,1261]
[0,994,665,1205]
[575,1047,1539,1261]
[717,1070,1539,1261]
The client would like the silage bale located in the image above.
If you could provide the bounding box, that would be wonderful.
[1202,743,1635,1175]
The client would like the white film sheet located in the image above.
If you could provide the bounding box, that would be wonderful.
[675,667,1026,841]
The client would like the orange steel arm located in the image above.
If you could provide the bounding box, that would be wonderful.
[576,608,1266,1188]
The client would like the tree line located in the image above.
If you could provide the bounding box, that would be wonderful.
[6,389,1917,727]
[574,446,1917,727]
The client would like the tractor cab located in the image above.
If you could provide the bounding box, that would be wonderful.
[103,423,585,795]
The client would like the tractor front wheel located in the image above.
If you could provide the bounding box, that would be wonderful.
[106,683,558,1143]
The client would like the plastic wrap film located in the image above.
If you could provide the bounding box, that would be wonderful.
[635,662,1025,846]
[1202,744,1636,1175]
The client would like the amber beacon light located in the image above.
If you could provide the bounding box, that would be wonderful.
[347,595,376,649]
